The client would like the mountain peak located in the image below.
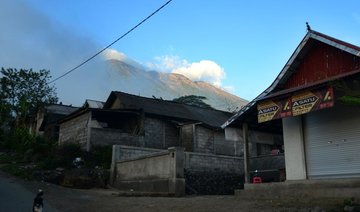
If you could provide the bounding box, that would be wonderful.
[106,59,248,112]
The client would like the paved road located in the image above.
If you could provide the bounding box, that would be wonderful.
[0,173,57,212]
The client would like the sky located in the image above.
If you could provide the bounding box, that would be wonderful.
[1,0,360,106]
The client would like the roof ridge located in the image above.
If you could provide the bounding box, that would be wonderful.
[112,91,233,113]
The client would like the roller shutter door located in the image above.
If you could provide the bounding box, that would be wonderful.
[304,105,360,179]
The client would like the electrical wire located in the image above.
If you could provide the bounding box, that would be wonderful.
[49,0,173,83]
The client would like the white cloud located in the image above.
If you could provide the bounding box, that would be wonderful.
[102,49,143,69]
[147,55,188,72]
[102,49,127,61]
[148,55,226,87]
[173,60,225,87]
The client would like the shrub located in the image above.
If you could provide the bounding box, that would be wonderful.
[41,143,83,170]
[84,145,112,169]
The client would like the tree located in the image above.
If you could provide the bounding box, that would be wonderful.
[173,95,213,109]
[332,77,360,105]
[0,68,58,128]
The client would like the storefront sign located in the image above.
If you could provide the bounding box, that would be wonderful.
[257,101,280,123]
[257,86,334,123]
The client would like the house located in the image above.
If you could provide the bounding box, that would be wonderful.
[58,91,236,155]
[35,103,78,140]
[59,91,250,195]
[223,28,360,183]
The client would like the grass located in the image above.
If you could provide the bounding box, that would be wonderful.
[0,163,37,180]
[0,152,37,180]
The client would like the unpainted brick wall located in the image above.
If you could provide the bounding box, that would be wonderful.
[184,152,244,174]
[59,112,90,148]
[144,117,179,149]
[194,126,215,154]
[180,125,193,151]
[112,145,166,162]
[194,126,235,156]
[90,128,144,147]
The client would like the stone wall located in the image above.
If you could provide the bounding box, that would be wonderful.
[90,128,144,147]
[58,112,90,148]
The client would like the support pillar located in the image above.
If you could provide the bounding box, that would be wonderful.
[243,123,250,184]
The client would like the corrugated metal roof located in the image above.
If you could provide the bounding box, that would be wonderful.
[105,91,232,129]
[85,99,105,109]
[45,104,79,115]
[222,29,360,128]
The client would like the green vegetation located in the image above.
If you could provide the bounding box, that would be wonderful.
[0,68,58,129]
[173,95,213,109]
[338,96,360,105]
[0,128,112,181]
[0,68,111,185]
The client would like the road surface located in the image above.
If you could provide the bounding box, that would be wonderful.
[0,171,57,212]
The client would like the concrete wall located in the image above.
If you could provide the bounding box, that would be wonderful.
[111,145,285,195]
[110,145,167,184]
[113,147,185,196]
[58,112,90,148]
[90,128,144,147]
[283,116,307,180]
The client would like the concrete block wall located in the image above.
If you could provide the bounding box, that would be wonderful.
[90,128,144,147]
[194,126,236,156]
[144,117,179,149]
[112,145,166,162]
[164,121,180,148]
[195,126,215,154]
[214,131,237,156]
[184,151,244,174]
[58,112,90,148]
[184,151,244,194]
[144,117,163,148]
[180,125,193,151]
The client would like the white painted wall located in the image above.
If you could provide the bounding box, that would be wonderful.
[283,116,307,180]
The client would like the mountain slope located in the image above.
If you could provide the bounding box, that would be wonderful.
[105,59,248,112]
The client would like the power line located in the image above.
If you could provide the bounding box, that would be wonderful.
[49,0,173,84]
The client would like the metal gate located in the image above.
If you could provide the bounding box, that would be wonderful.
[304,105,360,179]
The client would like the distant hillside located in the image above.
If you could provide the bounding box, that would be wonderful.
[105,59,248,112]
